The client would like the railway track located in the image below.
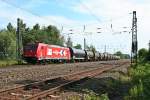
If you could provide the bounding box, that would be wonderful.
[0,61,128,100]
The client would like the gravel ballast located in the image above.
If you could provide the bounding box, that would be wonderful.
[0,60,127,90]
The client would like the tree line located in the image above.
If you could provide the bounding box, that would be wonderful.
[114,51,130,59]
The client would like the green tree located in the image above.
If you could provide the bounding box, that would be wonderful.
[7,23,16,39]
[147,51,150,61]
[74,44,82,49]
[23,31,36,45]
[0,31,16,59]
[86,45,96,52]
[123,54,130,59]
[22,24,64,46]
[7,23,15,32]
[33,23,40,31]
[114,51,123,59]
[138,48,148,61]
[114,51,130,59]
[114,51,122,55]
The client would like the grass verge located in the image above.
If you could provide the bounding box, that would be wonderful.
[0,60,17,67]
[124,62,150,100]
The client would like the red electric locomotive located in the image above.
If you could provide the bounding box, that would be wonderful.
[23,43,71,63]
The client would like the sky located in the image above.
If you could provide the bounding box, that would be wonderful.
[0,0,150,54]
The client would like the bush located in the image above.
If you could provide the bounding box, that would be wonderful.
[125,63,150,100]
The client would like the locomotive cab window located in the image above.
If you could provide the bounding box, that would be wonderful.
[24,44,37,51]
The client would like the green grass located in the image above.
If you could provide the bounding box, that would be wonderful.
[125,62,150,100]
[68,90,109,100]
[0,60,17,67]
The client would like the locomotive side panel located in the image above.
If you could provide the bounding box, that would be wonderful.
[45,45,71,61]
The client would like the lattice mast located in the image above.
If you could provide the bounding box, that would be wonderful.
[131,11,138,66]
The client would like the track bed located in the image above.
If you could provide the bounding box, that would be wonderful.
[0,60,128,100]
[0,60,128,90]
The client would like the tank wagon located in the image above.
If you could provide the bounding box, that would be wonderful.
[23,43,120,64]
[69,47,86,62]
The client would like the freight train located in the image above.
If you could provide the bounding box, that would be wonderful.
[23,43,120,64]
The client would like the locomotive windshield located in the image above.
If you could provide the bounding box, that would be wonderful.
[24,44,37,51]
